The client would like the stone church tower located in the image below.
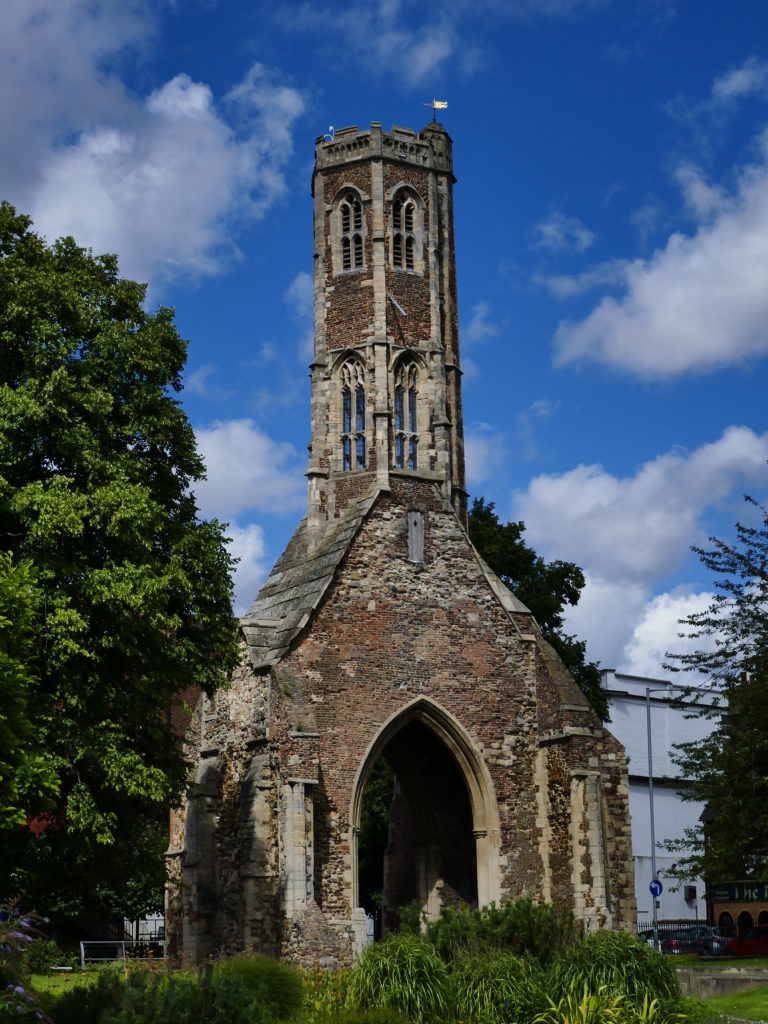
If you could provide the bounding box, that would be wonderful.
[166,121,636,967]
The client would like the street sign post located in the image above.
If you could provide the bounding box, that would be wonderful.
[650,879,663,898]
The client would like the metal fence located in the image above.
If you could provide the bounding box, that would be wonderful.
[79,940,165,969]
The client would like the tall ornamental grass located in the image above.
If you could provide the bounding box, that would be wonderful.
[449,950,548,1024]
[549,930,679,1007]
[349,935,449,1024]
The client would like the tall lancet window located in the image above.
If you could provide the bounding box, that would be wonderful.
[341,360,366,471]
[392,193,418,271]
[340,193,363,271]
[393,362,419,470]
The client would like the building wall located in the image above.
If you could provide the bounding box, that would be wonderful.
[601,670,719,923]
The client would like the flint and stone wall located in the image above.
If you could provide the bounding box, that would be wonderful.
[167,480,636,966]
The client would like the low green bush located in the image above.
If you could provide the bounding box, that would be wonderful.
[214,954,303,1018]
[548,930,679,1007]
[98,968,274,1024]
[424,898,578,964]
[50,969,124,1024]
[349,935,449,1024]
[449,950,548,1023]
[24,939,76,974]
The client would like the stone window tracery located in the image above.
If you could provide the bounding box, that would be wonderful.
[391,190,422,272]
[340,192,363,271]
[340,360,366,471]
[393,362,418,470]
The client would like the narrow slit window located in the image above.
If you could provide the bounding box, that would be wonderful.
[343,437,351,472]
[405,236,414,271]
[408,387,417,431]
[356,434,365,469]
[393,201,401,231]
[342,237,351,271]
[353,201,362,230]
[395,435,404,469]
[354,234,363,268]
[356,385,365,432]
[393,233,402,267]
[404,203,413,232]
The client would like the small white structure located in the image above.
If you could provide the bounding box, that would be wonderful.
[600,671,720,924]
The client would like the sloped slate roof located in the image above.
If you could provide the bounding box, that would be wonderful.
[241,491,377,668]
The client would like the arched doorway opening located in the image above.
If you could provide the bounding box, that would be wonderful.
[351,698,500,936]
[738,910,754,935]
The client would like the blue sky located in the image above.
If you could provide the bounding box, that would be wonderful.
[5,0,768,679]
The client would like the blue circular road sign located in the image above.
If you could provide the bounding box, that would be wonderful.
[649,878,663,897]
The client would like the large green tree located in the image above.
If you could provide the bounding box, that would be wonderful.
[0,202,240,920]
[468,497,606,719]
[666,497,768,882]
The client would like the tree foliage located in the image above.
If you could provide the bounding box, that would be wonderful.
[0,552,59,829]
[666,496,768,882]
[468,497,606,719]
[0,202,240,919]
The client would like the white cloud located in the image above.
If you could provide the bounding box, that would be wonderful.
[534,259,629,298]
[555,129,768,376]
[465,424,507,485]
[621,589,716,678]
[278,0,610,85]
[711,56,768,103]
[532,210,595,252]
[513,399,560,461]
[513,426,768,583]
[2,2,304,286]
[512,428,768,674]
[463,302,500,345]
[194,419,306,519]
[284,271,314,319]
[223,521,270,617]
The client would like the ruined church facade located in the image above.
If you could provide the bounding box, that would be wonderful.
[166,121,637,967]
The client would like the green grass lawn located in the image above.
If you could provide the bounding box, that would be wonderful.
[31,971,100,994]
[706,984,768,1020]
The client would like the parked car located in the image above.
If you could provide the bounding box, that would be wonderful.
[725,925,768,958]
[660,927,705,955]
[697,927,730,956]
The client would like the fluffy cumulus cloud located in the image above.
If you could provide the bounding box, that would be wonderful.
[554,128,768,376]
[465,424,507,486]
[3,0,304,285]
[194,418,306,519]
[511,427,768,673]
[222,521,270,617]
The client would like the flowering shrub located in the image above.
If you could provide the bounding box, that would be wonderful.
[0,906,51,1022]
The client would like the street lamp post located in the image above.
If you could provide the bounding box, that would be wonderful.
[645,682,683,950]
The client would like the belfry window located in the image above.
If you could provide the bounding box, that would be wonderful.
[393,362,418,470]
[340,193,363,271]
[341,360,366,471]
[392,195,417,271]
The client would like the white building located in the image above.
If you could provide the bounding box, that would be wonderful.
[600,670,720,925]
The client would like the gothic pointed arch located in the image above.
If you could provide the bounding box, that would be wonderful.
[330,185,367,274]
[387,183,425,273]
[350,696,501,911]
[338,356,367,472]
